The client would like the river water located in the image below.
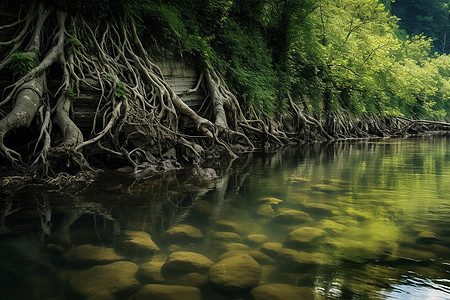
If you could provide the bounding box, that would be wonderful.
[1,135,450,299]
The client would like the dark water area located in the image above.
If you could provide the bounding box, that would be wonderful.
[1,135,450,299]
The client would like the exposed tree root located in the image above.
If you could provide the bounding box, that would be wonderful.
[0,1,448,187]
[285,93,332,142]
[0,1,282,185]
[394,117,450,135]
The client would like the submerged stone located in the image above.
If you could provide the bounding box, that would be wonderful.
[212,231,242,242]
[161,251,214,279]
[259,265,278,284]
[280,248,331,266]
[218,249,275,265]
[137,261,165,284]
[218,249,251,260]
[163,224,203,242]
[63,244,124,265]
[317,219,346,233]
[272,210,312,224]
[256,204,276,217]
[117,230,160,255]
[69,261,140,297]
[416,231,442,243]
[134,284,202,300]
[246,234,269,246]
[250,283,315,300]
[215,220,244,234]
[219,242,251,252]
[287,227,326,244]
[345,208,373,220]
[167,244,183,252]
[209,254,262,292]
[258,197,284,205]
[260,242,283,257]
[248,250,276,265]
[167,272,209,287]
[302,202,337,214]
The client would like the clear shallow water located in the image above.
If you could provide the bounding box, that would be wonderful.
[1,135,450,299]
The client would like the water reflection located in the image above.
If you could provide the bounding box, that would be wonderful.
[1,135,450,299]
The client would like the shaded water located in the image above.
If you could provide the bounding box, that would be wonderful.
[1,135,450,299]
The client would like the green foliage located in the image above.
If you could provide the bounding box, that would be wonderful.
[143,0,450,119]
[66,87,76,98]
[66,36,83,55]
[142,0,281,114]
[212,18,278,114]
[48,0,450,120]
[184,35,215,68]
[390,0,450,53]
[9,52,34,77]
[284,0,450,120]
[114,82,129,99]
[140,2,187,44]
[46,0,143,22]
[66,20,83,55]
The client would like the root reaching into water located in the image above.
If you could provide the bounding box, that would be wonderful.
[1,1,448,186]
[0,1,282,184]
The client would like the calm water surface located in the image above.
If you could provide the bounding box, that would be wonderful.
[1,135,450,299]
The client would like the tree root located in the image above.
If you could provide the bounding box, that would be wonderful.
[394,117,450,135]
[1,2,448,187]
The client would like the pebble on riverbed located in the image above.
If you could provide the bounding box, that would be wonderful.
[272,209,312,224]
[246,234,269,246]
[256,204,277,218]
[286,227,327,245]
[211,231,242,242]
[134,284,202,300]
[217,242,251,252]
[209,254,262,292]
[250,283,315,300]
[162,224,204,242]
[63,244,124,265]
[218,249,275,265]
[279,248,332,266]
[137,261,165,284]
[69,261,140,298]
[167,272,209,287]
[116,230,160,256]
[260,242,283,258]
[161,251,214,280]
[214,219,244,234]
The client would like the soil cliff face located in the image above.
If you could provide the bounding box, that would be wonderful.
[72,55,205,133]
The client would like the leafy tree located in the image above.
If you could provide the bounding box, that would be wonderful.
[1,0,450,181]
[391,0,450,53]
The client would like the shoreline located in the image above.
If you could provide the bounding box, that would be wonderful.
[2,124,449,190]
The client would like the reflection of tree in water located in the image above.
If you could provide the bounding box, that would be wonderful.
[0,152,274,249]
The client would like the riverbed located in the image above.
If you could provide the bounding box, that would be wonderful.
[1,135,450,299]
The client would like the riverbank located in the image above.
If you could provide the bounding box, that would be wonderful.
[1,1,449,188]
[1,113,450,190]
